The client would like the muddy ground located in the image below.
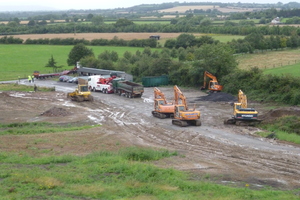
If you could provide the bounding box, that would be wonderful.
[1,80,300,191]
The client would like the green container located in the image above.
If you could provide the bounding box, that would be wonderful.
[142,75,169,87]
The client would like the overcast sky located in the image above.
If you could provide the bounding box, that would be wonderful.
[0,0,294,11]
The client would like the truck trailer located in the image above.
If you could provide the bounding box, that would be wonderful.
[112,79,144,98]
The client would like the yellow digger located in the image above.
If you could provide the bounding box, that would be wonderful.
[67,85,94,102]
[224,90,261,126]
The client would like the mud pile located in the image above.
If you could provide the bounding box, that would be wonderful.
[197,92,237,102]
[0,92,10,98]
[41,107,71,117]
[260,107,300,123]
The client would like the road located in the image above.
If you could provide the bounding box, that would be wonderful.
[17,78,300,189]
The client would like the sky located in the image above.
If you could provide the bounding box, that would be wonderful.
[0,0,294,11]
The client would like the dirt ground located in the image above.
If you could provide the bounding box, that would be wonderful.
[1,82,300,191]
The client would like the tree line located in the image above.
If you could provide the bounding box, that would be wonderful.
[1,14,300,37]
[0,36,158,48]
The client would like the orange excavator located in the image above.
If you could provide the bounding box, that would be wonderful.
[201,71,223,92]
[172,85,201,127]
[152,87,175,119]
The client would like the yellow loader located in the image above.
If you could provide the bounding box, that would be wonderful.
[67,85,94,102]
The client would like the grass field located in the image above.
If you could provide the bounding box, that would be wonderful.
[236,49,300,71]
[263,63,300,77]
[207,34,245,43]
[0,45,143,81]
[1,144,298,199]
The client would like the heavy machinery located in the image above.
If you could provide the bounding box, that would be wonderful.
[224,90,261,126]
[112,79,144,98]
[67,85,94,102]
[152,87,175,119]
[201,71,223,92]
[172,85,201,127]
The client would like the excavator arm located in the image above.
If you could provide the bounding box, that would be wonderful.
[238,90,248,109]
[154,87,167,104]
[174,85,188,110]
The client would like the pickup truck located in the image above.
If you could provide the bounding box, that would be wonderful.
[112,78,144,98]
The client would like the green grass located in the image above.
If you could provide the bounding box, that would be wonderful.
[212,19,260,24]
[0,44,143,81]
[0,83,55,92]
[263,63,300,77]
[257,115,300,144]
[0,149,298,199]
[0,121,99,136]
[206,34,245,43]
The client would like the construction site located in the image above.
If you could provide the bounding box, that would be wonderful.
[1,80,300,191]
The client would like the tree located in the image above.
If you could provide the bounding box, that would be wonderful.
[67,43,94,67]
[45,55,62,72]
[176,33,196,48]
[114,18,134,27]
[193,43,238,82]
[86,14,94,21]
[91,15,104,25]
[27,20,36,26]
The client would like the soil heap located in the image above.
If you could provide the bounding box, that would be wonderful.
[197,92,237,102]
[40,107,71,117]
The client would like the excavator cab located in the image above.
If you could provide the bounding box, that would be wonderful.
[202,71,223,92]
[79,85,89,92]
[152,88,175,119]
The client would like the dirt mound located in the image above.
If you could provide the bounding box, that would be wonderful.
[0,92,10,98]
[41,107,71,117]
[197,92,237,102]
[260,106,300,123]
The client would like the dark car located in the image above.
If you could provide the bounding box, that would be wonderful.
[58,75,67,82]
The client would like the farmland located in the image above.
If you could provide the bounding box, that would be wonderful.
[157,5,261,13]
[0,45,144,81]
[235,49,300,70]
[3,32,188,41]
[1,38,300,81]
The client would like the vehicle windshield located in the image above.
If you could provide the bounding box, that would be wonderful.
[81,86,88,92]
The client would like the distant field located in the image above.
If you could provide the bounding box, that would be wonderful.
[236,49,300,70]
[207,34,244,43]
[158,5,261,13]
[263,63,300,77]
[2,33,186,41]
[0,45,143,81]
[104,21,171,25]
[2,33,242,43]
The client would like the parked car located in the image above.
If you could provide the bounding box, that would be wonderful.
[63,76,72,82]
[68,77,78,84]
[58,75,67,82]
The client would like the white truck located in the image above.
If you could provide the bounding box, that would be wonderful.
[88,75,115,93]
